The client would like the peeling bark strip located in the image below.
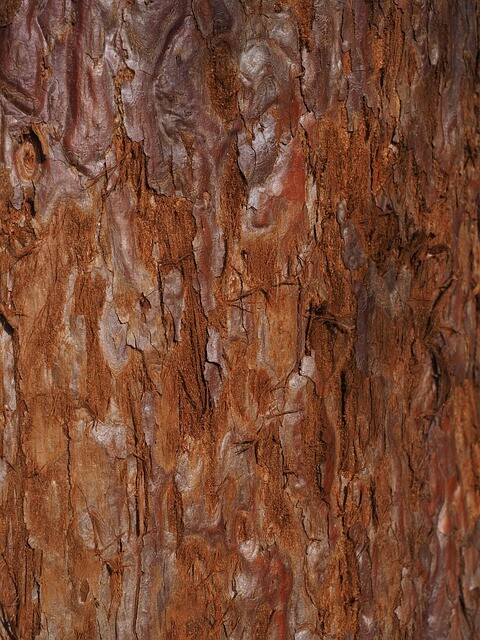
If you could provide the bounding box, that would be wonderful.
[0,0,478,638]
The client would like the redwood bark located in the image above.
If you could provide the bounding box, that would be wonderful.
[0,1,479,639]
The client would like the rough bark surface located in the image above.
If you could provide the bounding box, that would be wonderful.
[0,1,479,638]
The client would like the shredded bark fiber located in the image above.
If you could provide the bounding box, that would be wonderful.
[0,0,479,638]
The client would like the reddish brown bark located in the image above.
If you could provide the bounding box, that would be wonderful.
[0,0,479,638]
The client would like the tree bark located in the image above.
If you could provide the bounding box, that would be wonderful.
[0,0,479,638]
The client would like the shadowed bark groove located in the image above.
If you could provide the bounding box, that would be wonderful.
[0,0,479,638]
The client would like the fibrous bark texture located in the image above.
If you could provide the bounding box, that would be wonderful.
[0,0,479,638]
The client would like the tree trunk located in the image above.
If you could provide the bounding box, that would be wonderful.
[0,1,479,638]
